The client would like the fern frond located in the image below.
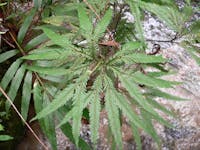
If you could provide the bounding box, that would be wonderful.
[127,2,145,43]
[130,123,142,150]
[94,9,113,40]
[89,92,101,146]
[6,64,26,111]
[0,50,19,63]
[25,65,69,76]
[132,72,174,88]
[105,88,123,149]
[115,41,143,57]
[21,71,32,121]
[42,93,57,150]
[57,91,92,146]
[22,48,71,60]
[146,98,174,117]
[145,88,187,101]
[72,90,88,146]
[17,8,36,44]
[139,2,185,32]
[25,33,48,50]
[42,27,72,48]
[33,81,57,150]
[121,53,166,64]
[78,5,93,38]
[118,74,155,113]
[0,59,22,97]
[140,109,161,145]
[32,85,74,121]
[56,109,92,150]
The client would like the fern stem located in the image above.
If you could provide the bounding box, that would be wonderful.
[9,32,26,56]
[90,61,102,74]
[83,0,101,20]
[0,86,49,150]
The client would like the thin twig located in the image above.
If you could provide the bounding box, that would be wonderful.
[0,86,49,150]
[83,0,101,20]
[9,32,26,56]
[146,33,179,44]
[146,38,179,44]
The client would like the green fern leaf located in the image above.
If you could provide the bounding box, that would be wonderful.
[115,41,142,57]
[146,98,174,117]
[32,85,74,121]
[43,15,78,27]
[128,2,145,43]
[0,60,22,97]
[105,89,123,149]
[57,91,91,146]
[140,2,185,32]
[0,50,19,63]
[146,88,187,101]
[89,92,101,146]
[78,6,93,37]
[0,135,13,141]
[25,33,48,50]
[21,71,32,121]
[22,48,71,60]
[130,123,142,150]
[17,8,36,44]
[42,27,72,48]
[72,91,87,146]
[112,89,146,130]
[57,108,76,128]
[33,82,57,150]
[57,91,91,128]
[56,109,92,149]
[119,74,172,128]
[94,9,113,39]
[6,65,26,111]
[25,65,69,76]
[122,53,166,64]
[0,3,7,7]
[118,74,161,118]
[42,93,57,150]
[132,72,174,88]
[141,109,160,145]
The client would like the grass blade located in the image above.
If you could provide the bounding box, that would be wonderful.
[0,59,22,97]
[0,50,19,63]
[21,71,32,121]
[17,8,36,44]
[6,65,26,111]
[25,33,48,50]
[26,65,69,76]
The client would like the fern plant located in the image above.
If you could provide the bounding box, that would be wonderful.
[0,0,199,150]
